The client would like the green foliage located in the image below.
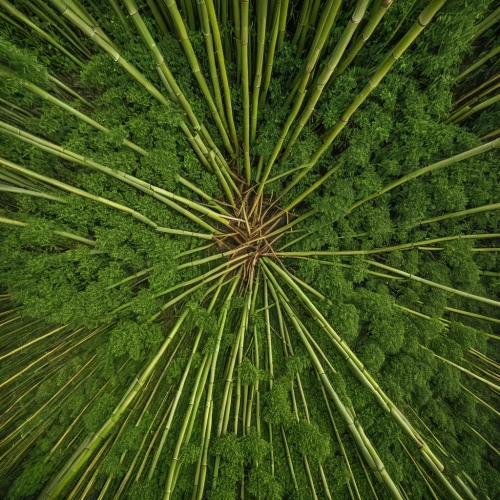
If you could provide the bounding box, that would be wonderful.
[0,1,499,499]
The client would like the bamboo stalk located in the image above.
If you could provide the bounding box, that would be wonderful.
[281,0,448,197]
[39,310,189,499]
[47,75,93,108]
[241,0,251,182]
[250,0,268,143]
[0,121,225,230]
[0,0,85,67]
[0,156,160,229]
[163,0,235,157]
[451,92,500,124]
[264,258,463,497]
[256,0,342,197]
[457,45,500,81]
[330,0,394,83]
[419,202,500,225]
[367,260,500,307]
[350,138,500,211]
[205,0,239,152]
[0,65,147,155]
[0,216,96,246]
[281,0,371,162]
[258,0,282,108]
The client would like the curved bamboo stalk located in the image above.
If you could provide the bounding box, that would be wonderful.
[0,65,147,155]
[277,233,500,257]
[329,0,394,84]
[264,258,464,498]
[0,184,67,203]
[0,156,159,229]
[263,264,404,499]
[241,0,251,182]
[256,0,342,197]
[250,0,268,144]
[419,202,500,225]
[258,0,281,108]
[47,75,93,108]
[163,0,234,157]
[0,121,224,230]
[451,92,500,124]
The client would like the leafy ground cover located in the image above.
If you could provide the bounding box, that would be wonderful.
[0,0,499,498]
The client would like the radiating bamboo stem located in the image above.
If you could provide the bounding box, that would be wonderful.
[281,0,448,197]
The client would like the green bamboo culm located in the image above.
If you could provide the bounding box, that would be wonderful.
[280,0,448,197]
[0,0,85,67]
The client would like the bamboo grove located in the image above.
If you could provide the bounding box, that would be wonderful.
[0,0,499,498]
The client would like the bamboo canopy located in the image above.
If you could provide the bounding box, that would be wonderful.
[0,1,499,499]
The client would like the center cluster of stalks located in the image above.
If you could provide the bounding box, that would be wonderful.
[215,189,288,287]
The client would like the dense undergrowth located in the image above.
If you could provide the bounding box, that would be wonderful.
[0,0,499,499]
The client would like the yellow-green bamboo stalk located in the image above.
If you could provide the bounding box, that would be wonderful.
[350,138,500,211]
[0,184,67,203]
[291,0,311,51]
[330,0,394,83]
[39,310,189,499]
[282,0,448,197]
[0,215,97,246]
[47,75,93,108]
[241,0,251,182]
[259,0,281,108]
[472,6,500,40]
[264,258,463,498]
[0,65,147,155]
[205,0,239,152]
[419,202,500,225]
[277,0,289,49]
[25,0,91,57]
[198,0,226,130]
[481,128,500,141]
[256,0,341,196]
[277,232,500,257]
[281,0,371,161]
[164,0,234,157]
[108,0,131,33]
[263,265,403,499]
[448,81,500,123]
[153,282,223,487]
[250,0,267,140]
[49,0,169,106]
[0,120,225,230]
[445,306,500,325]
[451,92,500,124]
[0,0,85,67]
[367,260,500,307]
[0,156,159,228]
[457,45,500,81]
[456,72,500,105]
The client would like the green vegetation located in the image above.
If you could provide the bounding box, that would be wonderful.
[0,0,499,498]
